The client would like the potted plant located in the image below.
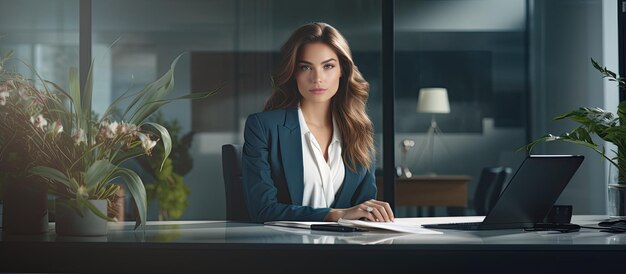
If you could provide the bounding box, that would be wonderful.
[137,111,194,221]
[522,58,626,217]
[0,51,54,234]
[0,51,215,235]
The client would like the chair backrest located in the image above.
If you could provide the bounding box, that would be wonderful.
[473,166,512,215]
[221,144,250,221]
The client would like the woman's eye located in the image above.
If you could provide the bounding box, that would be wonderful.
[324,64,335,70]
[299,65,311,71]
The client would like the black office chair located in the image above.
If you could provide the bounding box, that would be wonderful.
[473,166,512,215]
[221,144,250,221]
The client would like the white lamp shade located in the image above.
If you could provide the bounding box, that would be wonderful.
[416,87,450,113]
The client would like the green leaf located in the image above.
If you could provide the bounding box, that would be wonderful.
[69,67,82,129]
[2,50,14,61]
[558,137,599,149]
[520,131,599,153]
[124,53,219,125]
[618,101,626,122]
[85,160,117,193]
[608,70,617,79]
[101,83,140,121]
[553,107,618,140]
[129,90,217,125]
[604,126,626,144]
[121,81,157,121]
[517,134,552,152]
[12,58,50,94]
[69,177,80,191]
[152,89,218,103]
[575,127,594,141]
[111,146,146,165]
[97,184,120,200]
[110,168,147,230]
[122,54,183,122]
[81,60,94,142]
[129,99,170,125]
[43,80,70,101]
[140,53,183,106]
[142,122,172,171]
[591,58,602,72]
[29,166,74,191]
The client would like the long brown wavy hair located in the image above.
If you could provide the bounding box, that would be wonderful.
[264,22,374,171]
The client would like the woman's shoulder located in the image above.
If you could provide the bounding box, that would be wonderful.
[245,108,296,126]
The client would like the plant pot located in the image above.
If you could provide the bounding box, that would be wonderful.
[608,184,626,218]
[1,181,48,235]
[55,199,108,236]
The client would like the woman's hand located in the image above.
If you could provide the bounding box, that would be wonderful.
[324,199,395,222]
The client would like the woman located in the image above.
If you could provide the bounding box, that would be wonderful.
[242,22,394,223]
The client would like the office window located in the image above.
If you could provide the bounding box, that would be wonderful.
[0,0,79,90]
[391,0,529,216]
[92,0,382,220]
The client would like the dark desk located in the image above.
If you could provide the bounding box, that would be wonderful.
[1,216,625,273]
[377,175,470,216]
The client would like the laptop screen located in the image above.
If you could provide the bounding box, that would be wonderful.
[480,155,584,229]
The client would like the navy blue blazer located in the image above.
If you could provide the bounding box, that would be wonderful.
[241,107,376,223]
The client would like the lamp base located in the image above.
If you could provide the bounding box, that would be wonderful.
[415,115,450,174]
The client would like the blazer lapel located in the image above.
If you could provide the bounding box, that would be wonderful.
[279,108,304,206]
[333,165,360,208]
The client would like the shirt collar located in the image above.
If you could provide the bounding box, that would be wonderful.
[331,116,341,144]
[297,105,341,144]
[297,106,311,136]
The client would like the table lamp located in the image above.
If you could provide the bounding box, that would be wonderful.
[415,87,450,175]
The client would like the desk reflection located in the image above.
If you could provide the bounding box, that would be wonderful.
[263,225,414,245]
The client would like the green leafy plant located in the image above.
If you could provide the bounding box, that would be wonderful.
[137,111,193,221]
[0,51,216,229]
[522,58,626,183]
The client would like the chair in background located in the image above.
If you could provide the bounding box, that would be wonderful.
[473,166,512,216]
[221,144,250,221]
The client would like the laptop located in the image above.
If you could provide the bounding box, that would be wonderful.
[422,155,584,230]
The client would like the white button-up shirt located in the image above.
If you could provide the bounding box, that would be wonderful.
[298,107,345,208]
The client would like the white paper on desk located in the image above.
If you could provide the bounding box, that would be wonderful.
[264,221,335,229]
[337,219,443,234]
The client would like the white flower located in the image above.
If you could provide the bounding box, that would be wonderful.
[30,114,48,131]
[48,120,64,136]
[137,132,157,155]
[108,121,119,138]
[118,122,128,134]
[71,128,86,145]
[0,91,9,106]
[99,120,117,139]
[118,121,136,135]
[99,120,109,137]
[77,185,88,200]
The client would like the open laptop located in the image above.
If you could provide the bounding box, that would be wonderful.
[422,155,584,230]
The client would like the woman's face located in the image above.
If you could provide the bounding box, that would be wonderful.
[295,42,341,105]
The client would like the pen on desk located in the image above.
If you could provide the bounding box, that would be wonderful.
[310,224,365,232]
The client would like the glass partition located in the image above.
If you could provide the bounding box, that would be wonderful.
[92,0,382,220]
[392,0,529,216]
[0,0,79,90]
